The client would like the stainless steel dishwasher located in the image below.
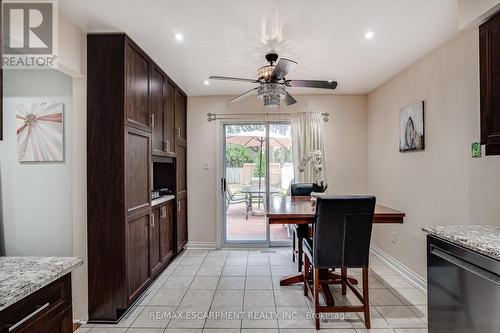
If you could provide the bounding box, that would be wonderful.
[427,235,500,333]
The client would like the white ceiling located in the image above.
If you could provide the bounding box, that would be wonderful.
[60,0,459,96]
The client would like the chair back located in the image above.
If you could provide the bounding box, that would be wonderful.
[313,195,376,269]
[290,183,314,197]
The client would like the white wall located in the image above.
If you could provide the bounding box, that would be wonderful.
[0,70,73,255]
[366,29,500,278]
[187,94,367,246]
[458,0,500,28]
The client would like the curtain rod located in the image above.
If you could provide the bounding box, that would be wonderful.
[207,112,329,122]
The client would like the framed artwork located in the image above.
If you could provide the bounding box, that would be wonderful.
[400,101,424,152]
[16,102,64,162]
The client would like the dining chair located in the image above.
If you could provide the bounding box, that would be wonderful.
[290,183,314,272]
[303,195,376,330]
[226,186,250,220]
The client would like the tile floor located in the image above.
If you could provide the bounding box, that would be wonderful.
[77,249,428,333]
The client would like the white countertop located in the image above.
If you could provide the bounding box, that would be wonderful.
[152,195,175,207]
[0,256,83,311]
[423,225,500,261]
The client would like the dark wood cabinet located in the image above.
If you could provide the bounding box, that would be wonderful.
[151,65,166,155]
[150,206,162,276]
[0,274,73,333]
[480,11,500,155]
[125,127,151,217]
[164,81,177,155]
[88,33,188,323]
[126,214,151,301]
[175,89,187,145]
[176,193,188,252]
[125,41,151,132]
[160,202,175,264]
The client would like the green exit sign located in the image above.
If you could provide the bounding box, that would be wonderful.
[472,142,482,158]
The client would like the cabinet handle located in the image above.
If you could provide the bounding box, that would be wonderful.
[177,127,181,138]
[151,213,155,227]
[9,302,50,332]
[177,202,181,212]
[150,113,155,128]
[161,206,166,219]
[166,140,171,153]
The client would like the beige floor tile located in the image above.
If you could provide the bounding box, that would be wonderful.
[163,275,194,289]
[389,289,427,306]
[149,289,186,306]
[130,305,176,328]
[197,265,224,277]
[212,290,244,308]
[218,276,246,290]
[271,265,295,276]
[241,306,278,328]
[248,257,270,265]
[179,289,216,310]
[222,265,247,276]
[189,276,220,289]
[246,265,271,276]
[244,290,275,308]
[245,276,273,289]
[375,306,427,328]
[172,265,200,276]
[378,276,414,289]
[274,289,308,307]
[369,289,404,306]
[349,306,391,329]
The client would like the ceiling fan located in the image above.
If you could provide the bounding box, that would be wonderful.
[210,52,338,109]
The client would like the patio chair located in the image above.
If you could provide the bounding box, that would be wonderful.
[226,186,250,220]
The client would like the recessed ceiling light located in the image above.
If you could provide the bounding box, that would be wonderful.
[174,33,184,41]
[204,80,210,85]
[364,30,375,40]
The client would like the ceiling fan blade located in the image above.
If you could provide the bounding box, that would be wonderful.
[209,76,258,83]
[271,58,298,80]
[285,92,297,106]
[287,80,338,89]
[229,87,258,103]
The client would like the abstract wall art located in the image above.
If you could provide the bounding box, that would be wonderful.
[16,102,64,162]
[400,101,424,152]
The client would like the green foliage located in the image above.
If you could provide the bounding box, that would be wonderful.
[273,147,292,163]
[225,144,254,167]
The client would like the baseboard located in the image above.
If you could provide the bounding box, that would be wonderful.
[370,244,427,294]
[186,241,217,249]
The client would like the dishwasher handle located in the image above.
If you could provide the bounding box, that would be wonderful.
[430,246,500,286]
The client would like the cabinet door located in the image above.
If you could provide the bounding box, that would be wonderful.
[480,12,500,155]
[164,81,176,155]
[160,202,175,264]
[150,206,162,277]
[127,213,151,301]
[176,145,187,193]
[176,195,188,252]
[175,89,187,144]
[125,127,151,217]
[151,66,165,155]
[125,41,151,132]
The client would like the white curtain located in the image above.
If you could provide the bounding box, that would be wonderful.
[290,113,327,184]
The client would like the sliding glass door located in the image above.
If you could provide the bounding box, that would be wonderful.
[222,122,293,246]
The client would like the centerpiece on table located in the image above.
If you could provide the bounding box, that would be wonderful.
[298,150,328,205]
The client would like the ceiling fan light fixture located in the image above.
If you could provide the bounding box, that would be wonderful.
[257,83,286,109]
[257,65,275,80]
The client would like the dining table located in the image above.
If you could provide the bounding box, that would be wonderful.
[266,195,405,304]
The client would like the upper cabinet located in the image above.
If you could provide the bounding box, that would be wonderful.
[125,41,151,132]
[175,89,187,145]
[151,65,166,155]
[164,81,177,155]
[480,12,500,155]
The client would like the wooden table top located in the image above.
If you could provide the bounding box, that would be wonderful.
[267,196,405,224]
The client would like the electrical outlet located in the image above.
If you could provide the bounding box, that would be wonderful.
[391,231,398,244]
[203,162,209,170]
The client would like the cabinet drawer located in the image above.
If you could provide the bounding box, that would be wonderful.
[0,274,72,333]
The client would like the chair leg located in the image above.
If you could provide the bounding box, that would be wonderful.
[362,267,371,329]
[303,254,309,296]
[297,236,303,272]
[314,267,320,330]
[341,267,347,295]
[292,230,296,263]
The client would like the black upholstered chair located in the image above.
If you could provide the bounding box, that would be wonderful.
[290,183,314,272]
[303,195,376,330]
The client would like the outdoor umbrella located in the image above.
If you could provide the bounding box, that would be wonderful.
[226,130,292,192]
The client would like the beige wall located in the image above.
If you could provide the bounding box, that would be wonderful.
[366,29,500,278]
[458,0,500,28]
[187,94,367,245]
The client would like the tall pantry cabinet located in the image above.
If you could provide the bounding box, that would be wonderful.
[87,33,188,323]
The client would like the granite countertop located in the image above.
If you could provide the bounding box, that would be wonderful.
[152,195,175,207]
[423,225,500,261]
[0,256,83,311]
